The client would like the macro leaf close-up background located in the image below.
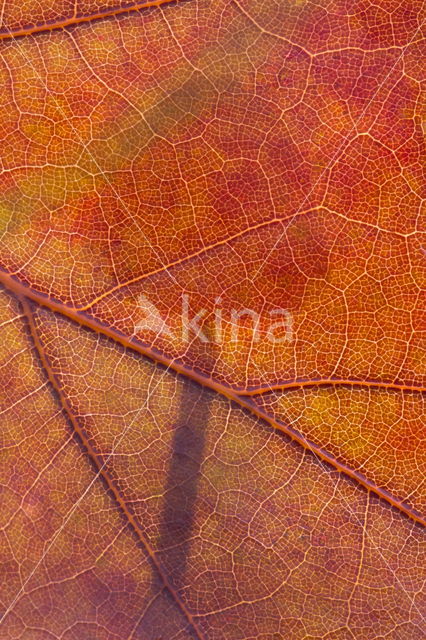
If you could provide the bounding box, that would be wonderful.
[0,0,425,638]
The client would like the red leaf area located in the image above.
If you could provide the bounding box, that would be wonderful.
[0,1,425,639]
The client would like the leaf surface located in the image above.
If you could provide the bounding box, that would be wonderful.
[0,1,425,638]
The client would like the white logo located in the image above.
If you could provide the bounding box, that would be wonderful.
[134,294,293,344]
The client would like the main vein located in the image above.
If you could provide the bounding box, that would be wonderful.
[0,268,424,527]
[0,0,181,41]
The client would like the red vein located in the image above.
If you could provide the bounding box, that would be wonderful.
[20,295,204,640]
[0,0,180,41]
[240,379,425,395]
[1,268,425,528]
[2,270,424,397]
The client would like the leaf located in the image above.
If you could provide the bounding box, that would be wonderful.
[0,1,425,638]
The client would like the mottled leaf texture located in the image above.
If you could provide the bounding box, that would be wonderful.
[0,0,425,639]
